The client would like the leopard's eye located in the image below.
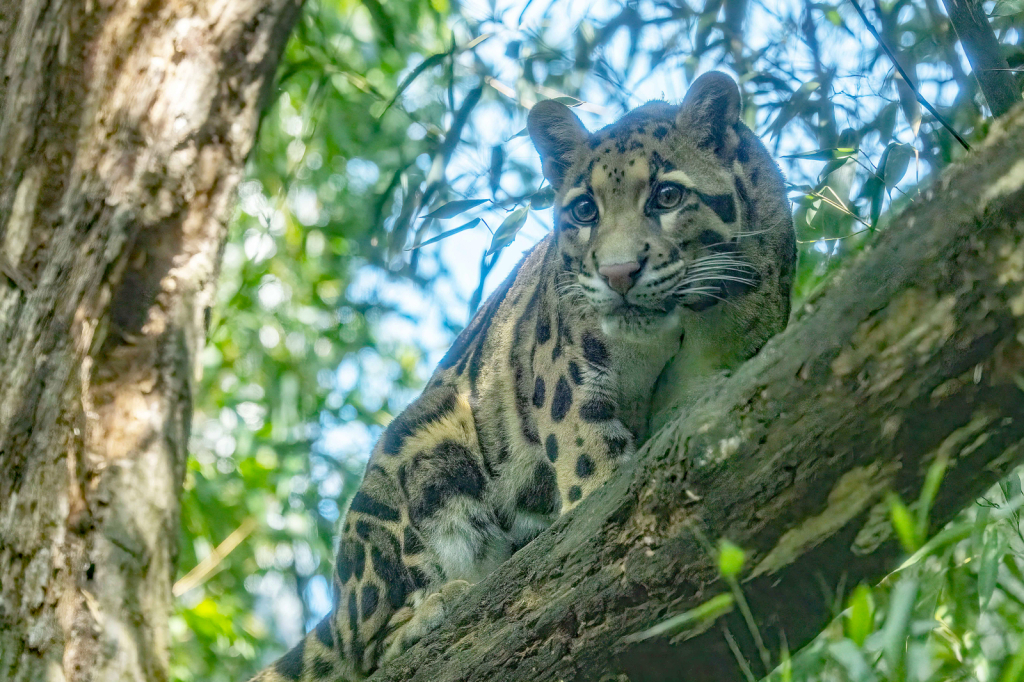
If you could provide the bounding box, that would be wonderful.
[569,196,599,224]
[654,183,685,210]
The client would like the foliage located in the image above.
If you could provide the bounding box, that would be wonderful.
[171,0,1024,678]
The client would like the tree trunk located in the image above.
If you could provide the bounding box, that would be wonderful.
[0,2,300,681]
[369,105,1024,682]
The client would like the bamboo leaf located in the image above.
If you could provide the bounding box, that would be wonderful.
[407,218,481,250]
[423,199,488,219]
[487,205,529,254]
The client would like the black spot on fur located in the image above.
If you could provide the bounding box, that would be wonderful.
[545,433,559,462]
[312,656,334,679]
[408,565,430,589]
[568,361,583,385]
[580,398,615,422]
[355,520,373,541]
[274,639,305,680]
[347,593,360,650]
[371,546,409,609]
[550,376,573,422]
[737,137,751,163]
[348,491,400,522]
[379,389,458,456]
[315,616,334,648]
[582,332,609,367]
[336,541,366,583]
[408,441,486,522]
[606,435,629,457]
[517,462,559,515]
[576,436,584,447]
[562,252,574,270]
[576,454,595,478]
[512,354,542,444]
[536,313,551,345]
[568,485,583,502]
[653,125,669,139]
[697,192,737,224]
[403,526,424,555]
[698,229,724,247]
[533,376,546,408]
[361,584,379,620]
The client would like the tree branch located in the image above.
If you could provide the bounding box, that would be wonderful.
[940,0,1022,118]
[370,104,1024,682]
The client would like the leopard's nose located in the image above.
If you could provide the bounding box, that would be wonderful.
[598,261,642,296]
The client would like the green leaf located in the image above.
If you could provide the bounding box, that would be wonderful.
[622,593,735,643]
[883,143,914,189]
[408,218,481,250]
[820,157,853,181]
[782,147,856,161]
[487,205,529,254]
[378,52,449,118]
[718,539,746,578]
[880,578,918,670]
[888,491,919,553]
[550,95,584,107]
[978,529,1007,609]
[845,583,875,646]
[999,640,1024,682]
[530,186,556,210]
[828,639,875,682]
[423,199,488,219]
[461,33,494,50]
[875,101,899,143]
[991,0,1024,16]
[915,452,949,542]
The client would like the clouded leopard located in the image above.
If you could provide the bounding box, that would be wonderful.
[251,71,795,681]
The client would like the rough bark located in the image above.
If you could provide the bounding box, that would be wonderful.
[0,2,301,681]
[370,106,1024,682]
[941,0,1021,118]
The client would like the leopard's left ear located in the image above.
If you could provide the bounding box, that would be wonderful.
[676,71,742,161]
[528,100,590,188]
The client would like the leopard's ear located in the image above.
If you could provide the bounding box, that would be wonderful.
[528,100,589,188]
[676,71,742,160]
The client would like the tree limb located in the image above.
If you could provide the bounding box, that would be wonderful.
[370,104,1024,682]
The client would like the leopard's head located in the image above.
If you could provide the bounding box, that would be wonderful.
[529,72,763,337]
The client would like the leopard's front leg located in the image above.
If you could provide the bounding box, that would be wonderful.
[528,324,636,513]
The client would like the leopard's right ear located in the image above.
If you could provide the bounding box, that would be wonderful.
[528,100,589,188]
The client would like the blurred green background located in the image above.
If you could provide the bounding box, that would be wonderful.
[170,0,1024,679]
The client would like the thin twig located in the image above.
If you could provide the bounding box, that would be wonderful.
[722,625,758,682]
[172,518,257,597]
[847,0,971,151]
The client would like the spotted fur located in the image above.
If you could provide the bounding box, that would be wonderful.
[250,71,794,682]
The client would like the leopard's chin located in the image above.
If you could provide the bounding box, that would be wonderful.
[598,304,682,340]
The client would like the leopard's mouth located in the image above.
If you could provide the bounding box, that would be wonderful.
[598,300,683,338]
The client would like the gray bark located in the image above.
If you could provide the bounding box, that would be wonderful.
[370,105,1024,682]
[0,2,301,681]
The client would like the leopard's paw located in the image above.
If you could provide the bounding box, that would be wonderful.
[380,580,472,663]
